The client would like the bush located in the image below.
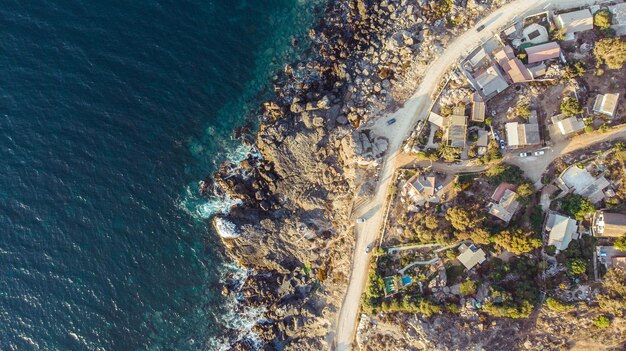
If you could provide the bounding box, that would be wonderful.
[445,207,482,232]
[564,61,586,79]
[438,144,462,162]
[517,182,535,204]
[545,245,557,256]
[567,258,587,276]
[559,194,595,220]
[514,104,531,119]
[545,297,573,312]
[593,315,611,328]
[614,235,626,251]
[560,97,583,117]
[594,9,612,30]
[594,38,626,69]
[482,299,533,319]
[486,164,525,185]
[460,279,477,296]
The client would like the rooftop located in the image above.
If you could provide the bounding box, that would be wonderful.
[593,211,626,237]
[446,115,467,148]
[488,189,520,223]
[505,121,540,147]
[525,42,561,64]
[457,244,487,270]
[559,166,610,204]
[593,93,620,117]
[609,3,626,36]
[557,116,585,135]
[471,92,486,122]
[546,213,578,251]
[555,9,593,39]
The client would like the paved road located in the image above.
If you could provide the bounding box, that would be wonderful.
[331,1,603,350]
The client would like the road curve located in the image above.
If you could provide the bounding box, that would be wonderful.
[331,1,602,350]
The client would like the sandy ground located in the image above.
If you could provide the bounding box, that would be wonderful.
[331,1,608,350]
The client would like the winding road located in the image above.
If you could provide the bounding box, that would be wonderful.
[331,1,603,350]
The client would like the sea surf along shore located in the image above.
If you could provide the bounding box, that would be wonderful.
[207,0,505,349]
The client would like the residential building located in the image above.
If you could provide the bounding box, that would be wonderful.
[596,246,626,270]
[527,63,547,79]
[545,213,578,251]
[472,65,509,98]
[522,23,549,45]
[609,3,626,37]
[404,173,437,204]
[555,9,594,40]
[445,114,467,148]
[557,116,585,135]
[476,130,489,155]
[505,121,540,148]
[493,46,532,83]
[457,244,487,270]
[525,42,561,64]
[556,165,610,204]
[592,211,626,237]
[471,92,486,122]
[593,93,620,117]
[428,111,445,129]
[488,188,520,223]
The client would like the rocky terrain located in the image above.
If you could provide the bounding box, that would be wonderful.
[209,0,513,349]
[356,304,626,350]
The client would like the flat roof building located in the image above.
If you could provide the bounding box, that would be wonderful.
[488,188,520,223]
[557,166,610,204]
[445,114,467,148]
[493,46,532,83]
[505,121,540,148]
[609,3,626,37]
[557,116,585,135]
[592,211,626,237]
[593,93,620,117]
[526,42,561,64]
[555,9,594,40]
[471,92,486,122]
[473,66,509,97]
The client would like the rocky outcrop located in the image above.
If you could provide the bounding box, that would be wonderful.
[209,0,513,349]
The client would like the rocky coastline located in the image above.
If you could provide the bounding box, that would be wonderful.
[208,1,510,349]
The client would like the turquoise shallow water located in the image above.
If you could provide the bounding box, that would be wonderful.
[0,0,322,349]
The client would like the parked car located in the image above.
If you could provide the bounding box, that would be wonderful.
[365,245,372,254]
[387,118,397,125]
[499,140,506,149]
[534,150,545,156]
[356,217,366,223]
[435,185,444,191]
[519,152,532,157]
[477,24,486,32]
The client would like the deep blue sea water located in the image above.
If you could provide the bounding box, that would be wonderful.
[0,1,321,350]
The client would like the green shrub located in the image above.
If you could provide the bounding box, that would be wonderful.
[460,279,477,296]
[545,297,573,312]
[560,97,583,117]
[594,38,626,69]
[567,258,587,276]
[614,235,626,251]
[594,9,612,30]
[559,194,595,220]
[593,315,611,328]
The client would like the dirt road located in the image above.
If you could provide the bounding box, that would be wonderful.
[331,1,603,350]
[507,125,626,183]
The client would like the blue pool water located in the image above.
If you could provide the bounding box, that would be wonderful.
[0,0,322,349]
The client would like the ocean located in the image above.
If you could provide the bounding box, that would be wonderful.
[0,0,322,350]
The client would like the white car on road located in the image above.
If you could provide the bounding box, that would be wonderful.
[534,150,545,156]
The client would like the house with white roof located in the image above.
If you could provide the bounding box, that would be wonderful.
[557,116,585,135]
[556,165,610,204]
[555,9,594,40]
[609,3,626,36]
[545,212,578,251]
[457,244,487,270]
[593,93,620,118]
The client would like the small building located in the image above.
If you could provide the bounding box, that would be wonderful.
[522,23,549,45]
[527,63,547,79]
[609,3,626,37]
[592,211,626,237]
[471,92,486,122]
[457,244,487,270]
[445,114,467,148]
[505,121,540,148]
[525,42,562,64]
[557,116,585,135]
[428,111,445,129]
[494,46,532,83]
[596,246,626,270]
[488,188,520,223]
[472,66,509,97]
[405,173,436,203]
[555,9,594,40]
[546,213,578,251]
[557,165,610,204]
[593,93,620,117]
[476,130,489,155]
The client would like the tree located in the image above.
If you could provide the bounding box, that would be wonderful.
[594,38,626,69]
[424,216,439,230]
[550,27,566,41]
[517,182,535,204]
[560,97,583,117]
[593,9,612,30]
[615,235,626,251]
[486,164,525,185]
[438,144,462,162]
[559,194,595,220]
[460,279,477,296]
[514,104,531,119]
[472,228,492,245]
[445,207,481,232]
[493,228,542,255]
[597,268,626,317]
[564,61,586,79]
[545,297,573,312]
[567,258,587,276]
